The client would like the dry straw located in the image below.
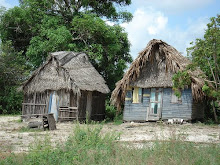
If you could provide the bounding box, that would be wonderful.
[22,51,110,95]
[111,39,206,111]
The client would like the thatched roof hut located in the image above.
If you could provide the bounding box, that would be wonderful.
[111,39,206,121]
[22,51,109,121]
[23,51,109,95]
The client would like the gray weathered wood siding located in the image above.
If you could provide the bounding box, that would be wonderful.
[123,89,150,121]
[78,90,87,120]
[162,88,192,120]
[123,88,195,121]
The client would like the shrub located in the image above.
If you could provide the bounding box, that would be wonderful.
[1,124,220,165]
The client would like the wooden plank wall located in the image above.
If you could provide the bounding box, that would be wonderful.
[78,90,87,120]
[123,89,150,121]
[162,88,192,120]
[123,88,194,121]
[69,91,77,118]
[57,90,70,107]
[22,92,48,116]
[91,92,105,121]
[23,90,70,117]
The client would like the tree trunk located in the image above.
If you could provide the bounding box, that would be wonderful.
[212,100,218,123]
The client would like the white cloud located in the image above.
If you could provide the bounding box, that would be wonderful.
[106,21,115,26]
[147,15,168,35]
[121,8,208,59]
[121,8,168,58]
[0,0,13,8]
[133,0,214,14]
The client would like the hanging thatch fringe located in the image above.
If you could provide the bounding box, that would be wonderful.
[111,39,206,111]
[22,51,110,95]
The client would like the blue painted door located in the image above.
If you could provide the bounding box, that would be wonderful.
[147,88,163,121]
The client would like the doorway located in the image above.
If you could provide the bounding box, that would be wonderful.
[146,88,163,121]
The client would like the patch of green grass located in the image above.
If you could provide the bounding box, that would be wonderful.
[12,119,22,123]
[18,126,42,133]
[113,114,123,125]
[1,124,220,165]
[0,114,20,118]
[207,133,218,138]
[0,142,14,153]
[194,121,219,128]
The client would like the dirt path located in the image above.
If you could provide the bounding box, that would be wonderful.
[0,116,219,153]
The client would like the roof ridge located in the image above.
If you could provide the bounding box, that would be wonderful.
[59,52,82,66]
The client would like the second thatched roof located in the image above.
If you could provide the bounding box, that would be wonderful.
[111,39,206,111]
[23,51,110,94]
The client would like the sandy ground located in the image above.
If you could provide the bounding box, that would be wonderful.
[0,116,219,153]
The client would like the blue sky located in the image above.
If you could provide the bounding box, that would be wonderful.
[0,0,219,59]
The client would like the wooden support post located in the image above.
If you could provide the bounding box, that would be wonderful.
[86,91,92,121]
[33,92,36,115]
[76,92,80,121]
[47,113,56,130]
[22,104,24,116]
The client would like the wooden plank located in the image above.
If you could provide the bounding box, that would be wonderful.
[47,114,56,130]
[69,107,78,109]
[22,103,46,106]
[59,110,77,112]
[59,107,77,109]
[22,103,24,116]
[59,107,69,109]
[58,117,77,119]
[28,121,42,128]
[86,91,92,120]
[93,114,104,116]
[33,92,36,114]
[21,114,47,116]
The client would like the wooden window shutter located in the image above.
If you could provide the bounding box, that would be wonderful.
[138,88,142,103]
[132,87,139,103]
[171,90,182,103]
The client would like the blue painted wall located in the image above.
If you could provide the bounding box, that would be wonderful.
[123,89,150,121]
[123,88,195,121]
[162,88,192,120]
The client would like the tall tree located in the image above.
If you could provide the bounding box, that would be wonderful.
[26,14,132,90]
[187,15,220,88]
[0,41,28,114]
[0,0,133,92]
[178,15,220,122]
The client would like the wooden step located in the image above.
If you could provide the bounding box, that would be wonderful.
[58,117,77,119]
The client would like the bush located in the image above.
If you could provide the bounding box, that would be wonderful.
[0,87,23,114]
[105,100,117,121]
[1,124,220,165]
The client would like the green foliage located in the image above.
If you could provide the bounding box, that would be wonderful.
[25,14,132,89]
[0,0,132,93]
[173,15,220,122]
[20,0,132,23]
[1,124,220,165]
[187,15,220,122]
[26,16,72,67]
[202,84,220,99]
[18,126,42,132]
[113,114,123,125]
[0,42,28,114]
[105,100,123,124]
[172,71,191,98]
[105,100,118,121]
[187,15,220,94]
[0,86,23,114]
[0,0,132,115]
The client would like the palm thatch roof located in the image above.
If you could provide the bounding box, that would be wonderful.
[23,51,110,94]
[111,39,206,111]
